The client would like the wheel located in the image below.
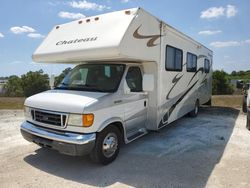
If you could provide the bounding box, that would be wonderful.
[204,98,212,106]
[242,96,247,113]
[247,117,250,130]
[90,125,121,165]
[189,100,199,117]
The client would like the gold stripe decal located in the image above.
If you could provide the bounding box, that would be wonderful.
[133,25,161,47]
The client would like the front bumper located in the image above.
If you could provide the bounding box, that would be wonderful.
[20,121,96,156]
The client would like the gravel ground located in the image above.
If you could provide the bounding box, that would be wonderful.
[0,107,249,188]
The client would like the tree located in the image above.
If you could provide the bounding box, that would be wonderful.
[212,70,234,95]
[55,67,72,86]
[231,71,237,76]
[4,75,24,97]
[21,70,49,97]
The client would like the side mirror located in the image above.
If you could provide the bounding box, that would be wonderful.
[236,80,243,89]
[49,74,55,89]
[246,83,250,90]
[143,74,154,92]
[124,81,131,94]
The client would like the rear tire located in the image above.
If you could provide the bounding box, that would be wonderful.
[242,96,247,113]
[90,125,121,165]
[247,117,250,131]
[204,98,212,106]
[189,100,199,117]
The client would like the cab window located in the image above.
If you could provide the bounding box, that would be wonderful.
[126,67,142,92]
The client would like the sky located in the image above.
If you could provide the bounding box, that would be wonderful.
[0,0,249,77]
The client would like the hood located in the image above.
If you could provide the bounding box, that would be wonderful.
[25,90,108,113]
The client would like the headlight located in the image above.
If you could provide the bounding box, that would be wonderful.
[24,106,32,120]
[68,114,94,127]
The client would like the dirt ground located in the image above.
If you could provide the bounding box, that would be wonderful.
[0,107,249,188]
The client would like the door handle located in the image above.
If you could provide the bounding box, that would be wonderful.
[144,101,147,107]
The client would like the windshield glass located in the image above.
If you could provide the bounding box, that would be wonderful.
[55,64,125,92]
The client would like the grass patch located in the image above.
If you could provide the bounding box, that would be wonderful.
[0,97,25,109]
[0,95,244,109]
[212,95,243,108]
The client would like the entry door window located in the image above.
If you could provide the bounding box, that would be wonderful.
[126,67,142,92]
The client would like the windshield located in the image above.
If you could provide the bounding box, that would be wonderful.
[55,64,125,92]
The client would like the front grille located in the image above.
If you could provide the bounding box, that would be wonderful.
[31,109,67,127]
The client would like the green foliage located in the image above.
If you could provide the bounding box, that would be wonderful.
[21,70,49,97]
[228,70,250,82]
[4,75,24,97]
[3,68,72,97]
[212,70,234,95]
[55,67,72,86]
[4,70,49,97]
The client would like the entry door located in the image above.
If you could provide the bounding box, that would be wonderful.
[124,66,148,133]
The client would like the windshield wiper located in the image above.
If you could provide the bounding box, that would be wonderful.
[74,84,108,92]
[54,82,69,89]
[55,83,110,92]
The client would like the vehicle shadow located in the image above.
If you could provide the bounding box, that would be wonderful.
[24,106,239,188]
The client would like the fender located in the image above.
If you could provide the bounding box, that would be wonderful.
[97,117,126,140]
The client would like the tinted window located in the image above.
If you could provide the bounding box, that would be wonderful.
[165,45,183,71]
[186,52,197,72]
[204,59,210,73]
[126,67,142,92]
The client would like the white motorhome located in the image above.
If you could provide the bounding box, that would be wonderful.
[21,8,213,164]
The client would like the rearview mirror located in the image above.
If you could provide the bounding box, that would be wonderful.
[143,74,154,92]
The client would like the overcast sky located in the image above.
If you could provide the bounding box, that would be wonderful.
[0,0,249,76]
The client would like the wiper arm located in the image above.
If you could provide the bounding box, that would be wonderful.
[60,82,69,86]
[54,82,69,89]
[55,83,108,92]
[74,84,107,92]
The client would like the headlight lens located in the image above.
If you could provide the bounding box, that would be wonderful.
[68,114,83,126]
[68,114,94,127]
[24,106,32,120]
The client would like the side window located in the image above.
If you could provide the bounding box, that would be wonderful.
[126,67,142,92]
[165,45,183,71]
[186,52,197,72]
[204,59,210,73]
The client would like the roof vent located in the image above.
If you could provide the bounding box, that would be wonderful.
[125,10,131,15]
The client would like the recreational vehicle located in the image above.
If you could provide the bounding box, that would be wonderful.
[21,8,213,164]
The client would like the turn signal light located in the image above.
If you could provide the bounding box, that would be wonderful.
[82,114,94,127]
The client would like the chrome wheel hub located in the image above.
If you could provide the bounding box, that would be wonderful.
[102,133,118,158]
[195,105,198,114]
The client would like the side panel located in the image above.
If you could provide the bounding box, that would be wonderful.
[123,95,147,134]
[142,62,159,130]
[119,8,161,62]
[157,24,213,128]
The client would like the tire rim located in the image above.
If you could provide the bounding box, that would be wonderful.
[195,104,198,114]
[102,132,118,158]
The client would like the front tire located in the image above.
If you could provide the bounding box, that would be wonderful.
[90,125,121,165]
[189,100,199,117]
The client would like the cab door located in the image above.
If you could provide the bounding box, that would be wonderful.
[123,66,148,135]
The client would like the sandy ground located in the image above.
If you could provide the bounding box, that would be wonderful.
[0,107,249,188]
